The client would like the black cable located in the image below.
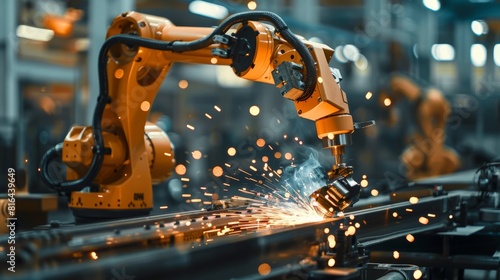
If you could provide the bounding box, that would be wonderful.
[170,11,317,101]
[39,142,63,191]
[470,161,500,208]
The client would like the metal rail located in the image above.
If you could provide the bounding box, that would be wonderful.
[0,192,463,279]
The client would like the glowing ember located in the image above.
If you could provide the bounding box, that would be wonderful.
[212,166,223,177]
[214,105,221,112]
[249,105,260,116]
[392,212,398,218]
[371,189,379,196]
[328,235,336,248]
[347,226,356,235]
[406,234,415,243]
[328,258,335,267]
[393,251,400,259]
[258,263,271,276]
[227,147,236,156]
[413,269,423,279]
[409,197,419,204]
[284,152,292,160]
[365,92,373,100]
[256,138,266,147]
[178,79,188,89]
[247,1,257,10]
[360,179,368,187]
[175,164,187,175]
[324,228,330,234]
[186,124,195,130]
[192,150,202,159]
[419,217,429,225]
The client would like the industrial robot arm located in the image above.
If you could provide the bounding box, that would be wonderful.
[40,11,364,219]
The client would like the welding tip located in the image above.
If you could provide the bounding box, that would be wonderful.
[309,174,361,217]
[331,145,345,166]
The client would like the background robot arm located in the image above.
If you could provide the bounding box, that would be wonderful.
[387,75,461,179]
[39,11,360,219]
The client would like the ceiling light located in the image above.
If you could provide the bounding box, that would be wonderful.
[431,44,455,61]
[189,1,228,20]
[494,44,500,66]
[471,20,488,35]
[471,44,487,67]
[16,25,54,42]
[423,0,441,11]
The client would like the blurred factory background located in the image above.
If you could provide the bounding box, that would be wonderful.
[0,0,499,219]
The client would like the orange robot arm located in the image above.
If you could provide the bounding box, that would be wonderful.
[40,11,363,219]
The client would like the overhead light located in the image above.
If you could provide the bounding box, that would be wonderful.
[494,44,500,66]
[189,1,228,20]
[334,46,348,63]
[431,44,455,61]
[354,54,368,70]
[16,25,54,42]
[342,44,360,61]
[471,44,487,67]
[471,20,488,35]
[423,0,441,11]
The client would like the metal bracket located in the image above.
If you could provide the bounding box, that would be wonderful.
[354,120,375,130]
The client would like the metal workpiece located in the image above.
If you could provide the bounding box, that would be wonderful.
[0,191,464,279]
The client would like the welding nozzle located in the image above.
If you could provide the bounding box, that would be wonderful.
[309,166,360,217]
[322,133,351,166]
